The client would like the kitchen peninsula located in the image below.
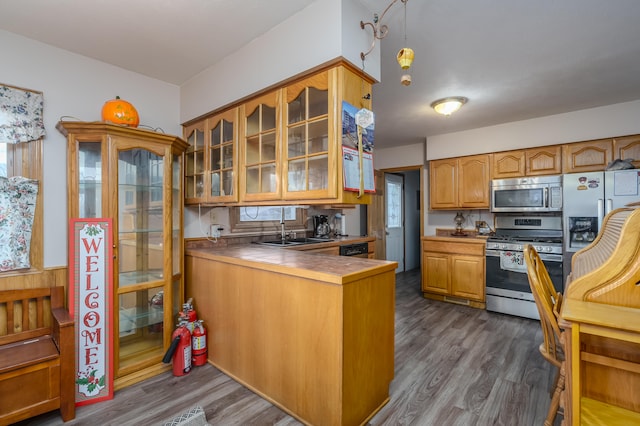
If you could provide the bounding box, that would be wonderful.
[185,245,397,426]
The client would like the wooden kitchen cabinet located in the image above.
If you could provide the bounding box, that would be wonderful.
[240,90,282,202]
[430,154,491,209]
[613,134,640,168]
[421,237,486,308]
[185,247,396,426]
[492,145,562,178]
[184,108,239,204]
[184,120,206,202]
[282,71,332,200]
[491,150,525,178]
[58,121,188,389]
[183,61,373,206]
[562,138,613,173]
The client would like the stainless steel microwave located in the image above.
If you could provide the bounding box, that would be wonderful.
[491,175,563,213]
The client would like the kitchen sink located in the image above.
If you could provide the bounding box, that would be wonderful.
[255,238,333,247]
[288,237,333,244]
[256,240,300,246]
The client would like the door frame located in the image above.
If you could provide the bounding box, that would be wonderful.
[369,165,424,268]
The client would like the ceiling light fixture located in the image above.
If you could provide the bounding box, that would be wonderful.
[360,0,409,61]
[396,0,413,86]
[431,97,468,116]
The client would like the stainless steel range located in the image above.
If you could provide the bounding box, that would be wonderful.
[485,215,564,320]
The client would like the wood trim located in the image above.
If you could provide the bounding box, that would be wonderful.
[182,58,374,127]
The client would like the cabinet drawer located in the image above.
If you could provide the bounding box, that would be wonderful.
[422,239,485,256]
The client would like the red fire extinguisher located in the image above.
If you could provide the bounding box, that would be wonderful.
[192,320,208,366]
[162,318,192,376]
[179,298,197,332]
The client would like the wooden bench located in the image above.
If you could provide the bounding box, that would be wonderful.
[0,287,75,424]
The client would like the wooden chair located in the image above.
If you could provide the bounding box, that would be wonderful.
[524,244,565,426]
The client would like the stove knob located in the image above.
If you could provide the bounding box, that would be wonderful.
[500,244,507,250]
[517,244,523,250]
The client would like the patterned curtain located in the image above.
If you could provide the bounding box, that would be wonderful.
[0,84,45,144]
[0,176,39,271]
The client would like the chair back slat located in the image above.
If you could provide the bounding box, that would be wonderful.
[524,244,564,364]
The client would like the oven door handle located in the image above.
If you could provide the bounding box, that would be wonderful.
[487,249,562,263]
[486,249,501,257]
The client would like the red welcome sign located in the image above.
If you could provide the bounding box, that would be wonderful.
[69,219,114,406]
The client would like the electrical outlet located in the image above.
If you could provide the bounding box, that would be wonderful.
[209,209,217,222]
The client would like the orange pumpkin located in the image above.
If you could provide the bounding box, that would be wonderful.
[101,96,140,127]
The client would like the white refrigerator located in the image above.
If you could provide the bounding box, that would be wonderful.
[563,170,640,254]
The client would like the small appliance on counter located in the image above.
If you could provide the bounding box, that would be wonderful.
[313,215,331,238]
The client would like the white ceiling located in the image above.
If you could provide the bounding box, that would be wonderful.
[2,0,640,150]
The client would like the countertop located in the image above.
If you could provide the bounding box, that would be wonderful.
[423,228,490,243]
[186,237,396,285]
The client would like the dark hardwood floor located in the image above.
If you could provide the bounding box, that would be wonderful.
[18,269,560,425]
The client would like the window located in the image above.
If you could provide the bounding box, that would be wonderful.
[230,206,307,233]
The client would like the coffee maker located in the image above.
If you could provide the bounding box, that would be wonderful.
[313,215,331,238]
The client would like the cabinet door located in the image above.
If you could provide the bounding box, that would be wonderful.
[430,158,458,209]
[283,72,331,200]
[184,121,206,203]
[241,91,281,201]
[492,150,525,179]
[451,255,485,301]
[526,145,562,176]
[613,135,640,169]
[422,251,449,294]
[114,143,169,376]
[207,108,238,203]
[459,154,490,208]
[562,139,613,173]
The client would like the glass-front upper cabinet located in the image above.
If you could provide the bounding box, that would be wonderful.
[283,71,333,200]
[184,121,205,203]
[240,91,281,201]
[58,121,188,389]
[207,108,238,203]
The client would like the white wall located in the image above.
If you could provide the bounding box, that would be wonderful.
[373,142,425,169]
[180,0,379,123]
[427,100,640,160]
[1,30,181,268]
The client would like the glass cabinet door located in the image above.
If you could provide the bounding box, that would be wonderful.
[171,154,182,321]
[184,123,205,201]
[78,142,103,217]
[116,148,166,374]
[208,108,238,202]
[284,74,330,198]
[242,92,280,200]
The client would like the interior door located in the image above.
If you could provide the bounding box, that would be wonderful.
[385,173,404,272]
[368,170,386,259]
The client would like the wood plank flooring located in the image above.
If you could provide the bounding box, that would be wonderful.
[17,269,560,425]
